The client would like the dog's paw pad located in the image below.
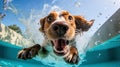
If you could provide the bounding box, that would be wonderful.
[17,48,39,60]
[64,53,80,64]
[72,54,80,64]
[17,44,41,60]
[17,48,30,60]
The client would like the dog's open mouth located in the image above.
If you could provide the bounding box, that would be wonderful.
[51,39,69,56]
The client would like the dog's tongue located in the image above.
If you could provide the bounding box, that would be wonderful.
[53,39,66,51]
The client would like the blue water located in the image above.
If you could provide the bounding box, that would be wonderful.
[0,35,120,67]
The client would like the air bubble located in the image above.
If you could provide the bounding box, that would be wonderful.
[98,53,101,56]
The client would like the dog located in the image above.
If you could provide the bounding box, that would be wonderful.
[17,11,94,64]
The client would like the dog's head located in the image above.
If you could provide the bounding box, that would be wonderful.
[39,11,94,56]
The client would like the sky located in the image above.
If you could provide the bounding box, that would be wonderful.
[0,0,120,35]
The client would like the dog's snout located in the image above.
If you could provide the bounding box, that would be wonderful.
[52,22,69,36]
[53,23,68,32]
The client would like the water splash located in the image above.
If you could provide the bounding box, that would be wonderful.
[19,9,44,44]
[19,4,62,45]
[0,13,6,19]
[3,0,18,14]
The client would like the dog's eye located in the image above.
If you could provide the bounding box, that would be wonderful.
[47,16,53,22]
[68,16,73,20]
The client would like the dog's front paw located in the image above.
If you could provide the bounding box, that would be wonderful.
[17,44,41,60]
[64,46,80,64]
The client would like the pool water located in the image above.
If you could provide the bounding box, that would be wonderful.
[0,34,120,67]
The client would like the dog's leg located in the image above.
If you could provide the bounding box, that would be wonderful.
[17,44,41,60]
[64,46,80,64]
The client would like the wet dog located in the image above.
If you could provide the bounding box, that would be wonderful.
[17,11,94,64]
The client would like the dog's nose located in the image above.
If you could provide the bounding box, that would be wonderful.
[52,22,69,36]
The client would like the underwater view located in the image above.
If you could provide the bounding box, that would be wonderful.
[0,0,120,67]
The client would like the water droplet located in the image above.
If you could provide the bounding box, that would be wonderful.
[114,2,116,4]
[99,12,102,15]
[97,33,100,36]
[105,16,108,18]
[110,19,113,22]
[0,13,6,19]
[75,1,81,7]
[109,33,112,36]
[118,31,120,33]
[82,59,87,62]
[97,15,99,17]
[104,7,107,10]
[52,0,57,4]
[95,41,101,45]
[99,24,101,25]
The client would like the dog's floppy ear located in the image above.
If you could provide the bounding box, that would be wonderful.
[74,16,94,31]
[39,18,45,32]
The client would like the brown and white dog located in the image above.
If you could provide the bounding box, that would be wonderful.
[17,11,94,64]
